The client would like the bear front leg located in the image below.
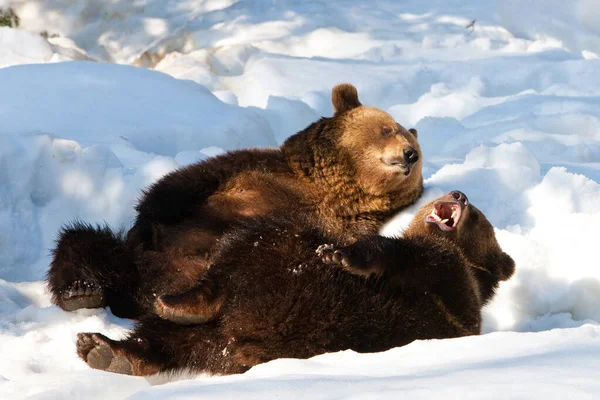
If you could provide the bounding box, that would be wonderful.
[316,242,382,277]
[316,244,366,271]
[316,236,401,278]
[155,281,224,325]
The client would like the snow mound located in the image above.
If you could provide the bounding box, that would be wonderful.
[0,61,276,155]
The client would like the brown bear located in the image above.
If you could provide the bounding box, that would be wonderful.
[47,83,423,320]
[74,191,515,376]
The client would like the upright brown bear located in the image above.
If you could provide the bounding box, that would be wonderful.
[75,191,515,376]
[47,84,423,320]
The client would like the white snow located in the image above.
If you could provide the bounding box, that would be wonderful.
[1,0,600,398]
[130,326,600,400]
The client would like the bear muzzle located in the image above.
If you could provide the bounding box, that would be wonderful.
[382,146,419,176]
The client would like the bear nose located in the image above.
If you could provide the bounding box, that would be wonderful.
[450,190,468,206]
[403,147,419,164]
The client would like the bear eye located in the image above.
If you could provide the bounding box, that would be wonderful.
[381,127,393,136]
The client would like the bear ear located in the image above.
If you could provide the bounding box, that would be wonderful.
[332,83,362,116]
[408,128,418,138]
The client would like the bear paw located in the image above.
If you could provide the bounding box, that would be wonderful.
[60,280,105,311]
[316,244,352,268]
[76,333,133,375]
[317,244,376,277]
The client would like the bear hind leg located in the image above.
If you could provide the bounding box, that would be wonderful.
[76,333,161,376]
[60,280,105,311]
[47,222,140,318]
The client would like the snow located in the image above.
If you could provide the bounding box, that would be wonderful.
[1,0,600,398]
[130,326,600,400]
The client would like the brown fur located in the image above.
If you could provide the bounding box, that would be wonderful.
[75,192,515,376]
[47,84,423,319]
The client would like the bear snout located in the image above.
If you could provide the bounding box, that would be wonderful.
[403,146,419,165]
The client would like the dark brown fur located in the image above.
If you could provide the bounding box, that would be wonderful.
[47,84,423,319]
[75,192,514,376]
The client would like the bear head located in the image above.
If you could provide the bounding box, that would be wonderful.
[333,83,422,196]
[406,190,515,304]
[282,84,422,198]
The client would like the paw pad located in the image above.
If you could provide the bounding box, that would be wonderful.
[60,281,105,311]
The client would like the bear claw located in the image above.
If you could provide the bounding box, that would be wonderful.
[60,280,105,311]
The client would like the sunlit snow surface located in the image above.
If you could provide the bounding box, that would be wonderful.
[1,0,600,398]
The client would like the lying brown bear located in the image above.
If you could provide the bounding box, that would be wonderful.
[47,83,423,320]
[75,191,515,376]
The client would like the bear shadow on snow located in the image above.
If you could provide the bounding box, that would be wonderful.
[47,83,424,322]
[74,191,515,377]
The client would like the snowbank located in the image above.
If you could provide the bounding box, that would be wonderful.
[0,26,91,68]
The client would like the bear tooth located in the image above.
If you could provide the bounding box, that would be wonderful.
[441,218,449,223]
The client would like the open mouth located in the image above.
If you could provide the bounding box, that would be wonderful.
[425,201,462,231]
